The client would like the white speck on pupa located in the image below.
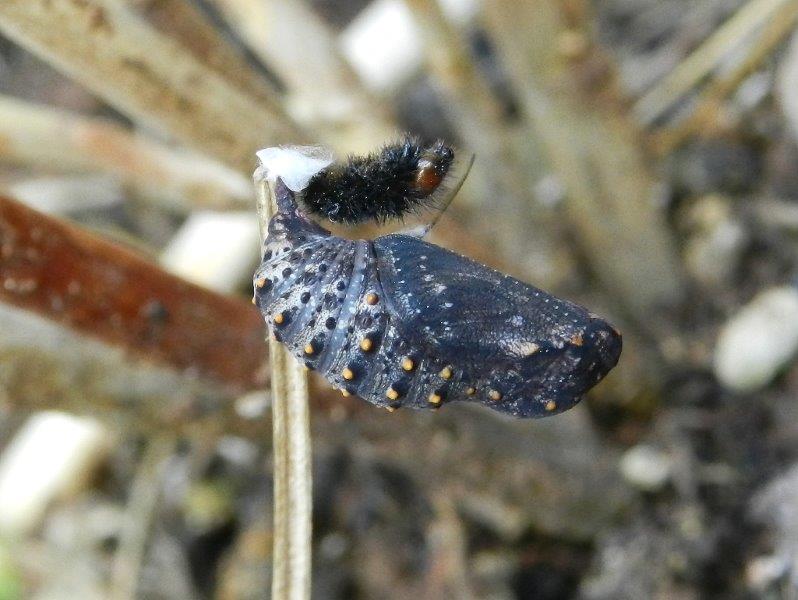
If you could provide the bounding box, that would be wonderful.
[423,274,433,282]
[433,284,447,294]
[443,302,453,308]
[499,338,535,356]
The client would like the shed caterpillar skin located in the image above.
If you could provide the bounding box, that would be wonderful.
[300,137,462,225]
[253,174,622,418]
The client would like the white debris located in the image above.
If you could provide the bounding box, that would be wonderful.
[235,390,270,420]
[619,445,672,492]
[746,555,790,593]
[340,0,423,92]
[714,286,798,392]
[0,411,108,537]
[160,211,259,293]
[255,145,333,192]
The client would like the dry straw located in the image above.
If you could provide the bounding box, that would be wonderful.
[254,167,313,600]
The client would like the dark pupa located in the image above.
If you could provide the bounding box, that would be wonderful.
[253,143,622,418]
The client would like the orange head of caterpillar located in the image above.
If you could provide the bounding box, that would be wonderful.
[413,143,455,197]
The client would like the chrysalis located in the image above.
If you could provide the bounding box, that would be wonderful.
[253,144,622,417]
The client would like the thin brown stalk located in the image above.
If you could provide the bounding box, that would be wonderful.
[651,0,798,153]
[128,0,285,108]
[111,435,178,600]
[482,0,685,322]
[0,95,250,210]
[633,0,796,125]
[0,0,306,172]
[207,0,393,150]
[254,167,312,599]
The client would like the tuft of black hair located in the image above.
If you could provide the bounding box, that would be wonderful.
[300,136,456,225]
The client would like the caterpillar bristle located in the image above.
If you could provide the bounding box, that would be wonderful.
[299,136,470,225]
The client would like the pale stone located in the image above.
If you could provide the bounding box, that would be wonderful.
[714,286,798,392]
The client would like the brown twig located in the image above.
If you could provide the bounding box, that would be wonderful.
[482,0,685,322]
[0,194,267,390]
[207,0,393,150]
[650,0,798,153]
[0,95,251,210]
[111,434,178,600]
[129,0,285,108]
[0,0,306,172]
[633,0,796,125]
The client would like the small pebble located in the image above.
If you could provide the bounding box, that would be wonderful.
[0,412,107,536]
[714,286,798,392]
[234,391,270,420]
[745,555,789,592]
[619,444,672,492]
[160,211,259,293]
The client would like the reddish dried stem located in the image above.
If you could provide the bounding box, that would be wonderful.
[0,195,267,390]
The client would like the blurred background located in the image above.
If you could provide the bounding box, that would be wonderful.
[0,0,797,598]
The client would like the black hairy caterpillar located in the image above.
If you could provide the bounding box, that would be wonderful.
[253,145,622,418]
[300,137,469,225]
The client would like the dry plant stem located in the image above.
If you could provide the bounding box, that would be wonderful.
[482,0,685,322]
[111,435,178,600]
[208,0,393,151]
[634,0,796,125]
[0,0,306,172]
[0,95,250,210]
[0,305,244,434]
[652,0,798,153]
[128,0,285,108]
[406,0,508,148]
[255,172,312,600]
[0,194,267,389]
[0,302,346,441]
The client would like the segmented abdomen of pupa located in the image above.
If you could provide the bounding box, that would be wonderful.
[254,181,622,418]
[253,182,413,411]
